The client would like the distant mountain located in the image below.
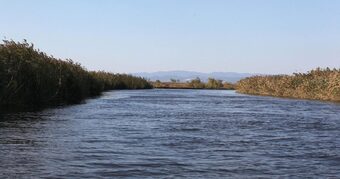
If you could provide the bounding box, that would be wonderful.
[133,71,257,83]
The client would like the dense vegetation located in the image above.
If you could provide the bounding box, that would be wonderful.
[188,77,205,88]
[205,78,223,89]
[189,77,235,89]
[236,68,340,102]
[0,40,152,109]
[152,77,235,90]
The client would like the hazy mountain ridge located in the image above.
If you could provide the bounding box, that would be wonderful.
[133,71,258,83]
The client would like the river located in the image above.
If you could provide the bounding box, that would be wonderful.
[0,89,339,178]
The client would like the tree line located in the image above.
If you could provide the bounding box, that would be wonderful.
[236,68,340,102]
[188,77,235,89]
[153,77,235,90]
[0,40,152,109]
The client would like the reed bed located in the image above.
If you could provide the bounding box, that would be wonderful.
[236,68,340,102]
[0,40,151,109]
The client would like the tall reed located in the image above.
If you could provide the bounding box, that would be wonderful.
[0,40,151,109]
[236,68,340,102]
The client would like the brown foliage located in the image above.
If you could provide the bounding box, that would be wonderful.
[236,68,340,102]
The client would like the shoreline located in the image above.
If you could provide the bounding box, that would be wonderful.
[0,40,152,110]
[236,68,340,103]
[151,81,236,90]
[153,87,235,90]
[236,91,340,104]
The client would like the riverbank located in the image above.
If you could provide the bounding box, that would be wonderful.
[236,68,340,102]
[0,40,152,109]
[152,79,236,90]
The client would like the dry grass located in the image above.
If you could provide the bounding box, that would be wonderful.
[236,68,340,102]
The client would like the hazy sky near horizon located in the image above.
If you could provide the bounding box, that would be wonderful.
[1,0,339,74]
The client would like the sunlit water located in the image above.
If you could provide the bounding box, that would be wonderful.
[1,89,340,178]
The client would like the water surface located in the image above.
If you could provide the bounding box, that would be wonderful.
[1,89,340,178]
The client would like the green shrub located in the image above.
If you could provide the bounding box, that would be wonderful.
[206,78,223,89]
[188,77,205,89]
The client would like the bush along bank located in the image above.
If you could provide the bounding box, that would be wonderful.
[236,68,340,102]
[152,77,236,90]
[0,40,152,109]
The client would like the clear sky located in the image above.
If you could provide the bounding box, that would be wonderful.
[1,0,339,74]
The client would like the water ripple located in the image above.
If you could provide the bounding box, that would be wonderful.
[1,89,340,178]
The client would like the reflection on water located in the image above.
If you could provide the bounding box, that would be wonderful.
[1,89,340,178]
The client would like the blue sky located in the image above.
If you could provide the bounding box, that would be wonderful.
[1,0,339,74]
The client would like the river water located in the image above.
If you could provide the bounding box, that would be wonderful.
[0,89,339,178]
